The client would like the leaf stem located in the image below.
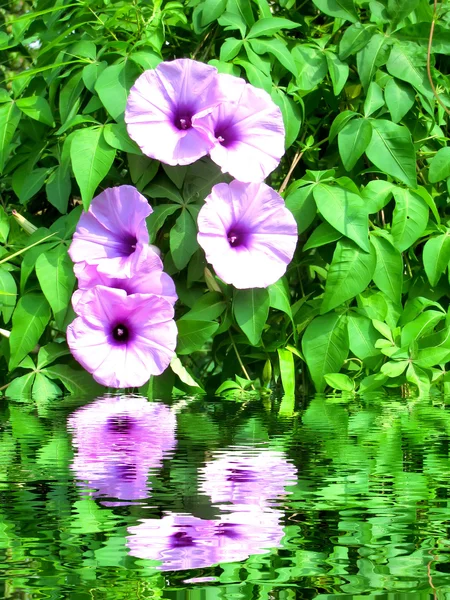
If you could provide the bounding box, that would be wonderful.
[228,331,255,390]
[427,0,450,117]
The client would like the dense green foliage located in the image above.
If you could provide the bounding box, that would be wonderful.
[1,0,450,398]
[1,395,450,596]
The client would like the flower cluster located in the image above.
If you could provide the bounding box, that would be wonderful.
[67,186,177,388]
[126,447,297,570]
[125,58,298,289]
[68,396,177,506]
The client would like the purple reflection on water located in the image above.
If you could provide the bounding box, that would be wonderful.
[198,447,297,508]
[126,507,284,571]
[68,396,176,504]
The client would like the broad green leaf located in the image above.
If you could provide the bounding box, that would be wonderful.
[364,82,384,117]
[406,363,430,396]
[325,51,349,95]
[386,43,432,98]
[313,184,369,251]
[59,70,84,125]
[176,320,219,354]
[170,357,201,388]
[35,244,76,330]
[321,239,376,314]
[302,313,349,392]
[284,184,316,234]
[70,127,116,209]
[338,118,372,171]
[247,17,299,38]
[182,292,227,321]
[220,38,243,62]
[428,147,450,183]
[394,23,450,54]
[200,0,227,25]
[304,222,342,250]
[416,327,450,367]
[43,364,103,395]
[356,33,388,90]
[5,372,35,399]
[339,23,375,59]
[0,267,17,322]
[278,348,295,398]
[348,313,381,360]
[82,61,107,92]
[324,372,354,391]
[371,235,403,302]
[95,61,141,121]
[129,50,162,71]
[16,96,54,127]
[384,78,415,123]
[146,204,179,242]
[183,158,226,203]
[46,166,71,214]
[0,206,9,243]
[329,110,357,143]
[391,188,428,252]
[312,0,357,22]
[9,294,51,370]
[162,164,188,189]
[292,45,327,90]
[32,373,62,399]
[381,360,408,377]
[271,89,302,149]
[365,119,417,188]
[362,180,395,213]
[422,233,450,287]
[12,166,49,205]
[103,122,141,155]
[387,0,420,28]
[170,209,198,270]
[234,288,269,345]
[250,38,297,75]
[37,342,70,369]
[145,175,183,204]
[268,277,293,321]
[401,310,445,346]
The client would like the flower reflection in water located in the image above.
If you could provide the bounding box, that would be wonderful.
[127,447,297,570]
[68,396,176,504]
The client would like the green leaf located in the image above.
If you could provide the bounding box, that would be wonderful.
[406,363,430,396]
[182,292,227,321]
[12,166,49,205]
[356,33,388,90]
[59,70,84,125]
[364,82,384,117]
[146,204,180,242]
[268,277,293,321]
[428,147,450,184]
[381,360,408,377]
[233,288,270,345]
[302,313,349,392]
[362,180,395,213]
[348,313,381,360]
[384,78,415,123]
[16,96,54,127]
[371,235,403,302]
[394,23,450,55]
[247,16,299,38]
[329,110,357,143]
[249,38,297,75]
[325,51,349,96]
[82,61,107,92]
[220,38,243,62]
[170,209,198,270]
[46,166,71,214]
[176,320,219,354]
[338,118,372,171]
[321,239,376,314]
[32,373,62,399]
[391,188,428,252]
[43,364,103,395]
[422,233,450,287]
[278,348,296,397]
[304,222,342,250]
[0,206,9,243]
[0,267,17,322]
[292,45,327,91]
[386,43,432,98]
[401,310,445,346]
[313,184,369,251]
[365,119,417,188]
[103,122,141,155]
[130,50,162,71]
[339,23,375,60]
[271,89,302,149]
[285,184,316,234]
[170,357,201,388]
[312,0,357,22]
[416,327,450,367]
[200,0,227,25]
[35,244,76,330]
[5,372,35,399]
[95,61,140,121]
[324,372,354,391]
[70,127,116,209]
[387,0,420,28]
[37,342,70,369]
[9,294,51,370]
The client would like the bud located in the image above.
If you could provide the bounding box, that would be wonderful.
[262,359,272,386]
[12,210,37,235]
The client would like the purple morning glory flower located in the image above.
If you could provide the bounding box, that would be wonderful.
[72,247,177,312]
[197,181,298,289]
[68,396,176,504]
[198,447,297,509]
[194,73,285,182]
[126,508,284,571]
[69,185,152,278]
[125,59,223,166]
[67,286,177,388]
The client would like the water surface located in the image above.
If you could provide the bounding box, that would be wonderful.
[1,394,450,598]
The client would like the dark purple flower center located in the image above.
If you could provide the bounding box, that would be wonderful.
[175,114,192,130]
[107,415,134,433]
[227,468,254,483]
[112,323,130,343]
[116,463,137,481]
[215,125,239,148]
[227,229,248,248]
[122,235,137,256]
[170,531,195,548]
